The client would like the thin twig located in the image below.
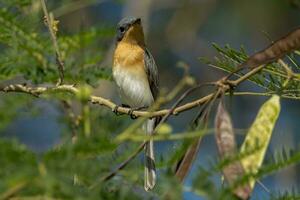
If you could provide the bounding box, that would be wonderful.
[155,82,216,130]
[89,142,145,189]
[174,88,222,182]
[40,0,64,85]
[226,65,265,87]
[60,100,79,141]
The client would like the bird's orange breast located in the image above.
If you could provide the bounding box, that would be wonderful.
[113,41,145,70]
[112,41,153,107]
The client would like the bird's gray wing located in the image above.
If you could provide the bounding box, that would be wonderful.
[144,49,159,190]
[144,49,159,100]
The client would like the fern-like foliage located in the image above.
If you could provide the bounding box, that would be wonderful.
[202,44,300,99]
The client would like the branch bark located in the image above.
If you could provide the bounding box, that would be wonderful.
[0,83,215,118]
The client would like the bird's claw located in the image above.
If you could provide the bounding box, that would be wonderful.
[128,106,147,119]
[113,104,132,116]
[114,104,147,119]
[128,109,138,119]
[113,105,123,116]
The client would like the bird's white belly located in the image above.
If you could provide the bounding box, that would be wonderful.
[113,65,154,108]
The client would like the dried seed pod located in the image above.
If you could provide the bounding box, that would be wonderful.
[215,102,251,200]
[175,139,201,182]
[244,28,300,68]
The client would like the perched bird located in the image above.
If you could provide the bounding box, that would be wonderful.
[112,17,159,191]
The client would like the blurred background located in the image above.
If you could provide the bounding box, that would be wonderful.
[1,0,300,199]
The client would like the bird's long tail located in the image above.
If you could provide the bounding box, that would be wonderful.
[143,118,156,191]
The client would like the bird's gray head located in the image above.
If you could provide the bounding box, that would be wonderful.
[116,17,141,42]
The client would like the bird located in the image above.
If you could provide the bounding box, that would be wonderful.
[112,17,159,191]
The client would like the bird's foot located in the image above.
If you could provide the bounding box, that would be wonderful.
[113,104,130,116]
[127,106,148,119]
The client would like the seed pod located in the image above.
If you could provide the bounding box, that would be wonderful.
[215,102,251,200]
[244,28,300,68]
[240,95,281,189]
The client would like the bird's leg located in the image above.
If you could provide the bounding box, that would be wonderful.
[128,106,148,119]
[113,104,130,116]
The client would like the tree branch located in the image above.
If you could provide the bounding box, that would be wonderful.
[0,64,298,122]
[0,83,215,118]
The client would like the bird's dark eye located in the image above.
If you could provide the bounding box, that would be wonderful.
[119,26,125,33]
